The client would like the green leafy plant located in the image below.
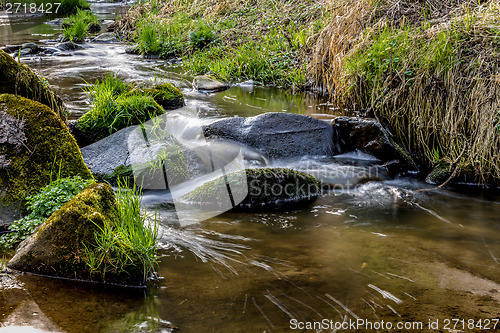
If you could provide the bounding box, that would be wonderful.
[83,178,159,283]
[62,9,100,32]
[189,23,217,50]
[0,176,95,249]
[63,17,89,43]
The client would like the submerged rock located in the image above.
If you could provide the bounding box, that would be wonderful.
[0,94,92,223]
[7,183,119,281]
[192,75,229,92]
[204,113,334,159]
[183,168,320,211]
[0,50,66,118]
[144,83,185,110]
[91,32,118,43]
[57,41,84,51]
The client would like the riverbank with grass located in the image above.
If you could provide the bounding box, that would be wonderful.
[312,0,500,185]
[111,0,330,90]
[112,0,500,186]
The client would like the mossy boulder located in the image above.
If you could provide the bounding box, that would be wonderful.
[144,83,185,110]
[76,94,165,146]
[0,94,92,222]
[0,50,66,119]
[183,168,320,211]
[7,183,116,280]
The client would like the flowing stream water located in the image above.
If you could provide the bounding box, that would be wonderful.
[1,3,500,332]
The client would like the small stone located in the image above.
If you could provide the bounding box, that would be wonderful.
[91,32,118,43]
[192,75,229,92]
[57,41,84,51]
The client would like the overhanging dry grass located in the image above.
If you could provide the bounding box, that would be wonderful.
[312,0,500,183]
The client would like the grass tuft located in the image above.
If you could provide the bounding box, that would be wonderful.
[77,73,165,143]
[83,178,159,284]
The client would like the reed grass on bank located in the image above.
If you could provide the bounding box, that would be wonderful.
[311,0,500,183]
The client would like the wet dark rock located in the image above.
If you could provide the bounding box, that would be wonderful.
[7,183,141,284]
[332,116,418,174]
[91,32,118,43]
[0,201,22,226]
[19,48,33,57]
[1,45,21,53]
[143,54,160,59]
[204,113,334,159]
[80,126,136,177]
[426,164,451,185]
[193,75,229,92]
[57,41,84,51]
[125,45,139,54]
[21,42,39,53]
[168,57,182,65]
[425,163,482,187]
[40,47,61,55]
[88,22,102,33]
[183,168,320,211]
[0,94,92,222]
[0,49,66,118]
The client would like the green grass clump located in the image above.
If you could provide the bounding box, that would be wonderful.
[184,39,306,88]
[63,18,88,43]
[0,176,95,249]
[83,179,159,283]
[78,73,165,144]
[189,22,218,50]
[63,9,101,32]
[135,19,184,58]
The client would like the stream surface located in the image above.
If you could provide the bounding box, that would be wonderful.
[1,3,500,332]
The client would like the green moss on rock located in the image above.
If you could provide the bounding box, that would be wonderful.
[144,83,185,110]
[0,50,66,119]
[7,183,118,281]
[0,94,93,206]
[183,168,320,211]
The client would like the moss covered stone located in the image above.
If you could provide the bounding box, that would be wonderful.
[144,83,185,110]
[0,94,93,208]
[0,50,66,119]
[7,183,118,281]
[183,168,320,211]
